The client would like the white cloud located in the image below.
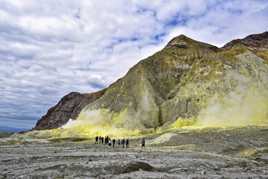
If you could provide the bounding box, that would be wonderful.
[0,0,267,129]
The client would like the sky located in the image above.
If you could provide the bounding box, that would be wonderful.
[0,0,268,130]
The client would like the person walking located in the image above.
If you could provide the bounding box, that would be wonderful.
[112,139,116,148]
[121,139,125,148]
[105,136,108,144]
[95,136,99,144]
[141,138,145,148]
[126,139,129,148]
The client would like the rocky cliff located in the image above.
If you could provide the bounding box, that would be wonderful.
[34,90,105,130]
[34,32,268,131]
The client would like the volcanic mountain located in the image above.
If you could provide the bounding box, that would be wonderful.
[34,32,268,132]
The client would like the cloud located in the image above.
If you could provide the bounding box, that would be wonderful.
[0,0,267,129]
[167,0,268,46]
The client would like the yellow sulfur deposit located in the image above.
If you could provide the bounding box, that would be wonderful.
[195,85,268,128]
[169,118,197,129]
[61,124,141,138]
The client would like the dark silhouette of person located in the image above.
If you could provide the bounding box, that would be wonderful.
[95,136,99,144]
[117,139,121,146]
[112,139,116,148]
[121,139,125,148]
[105,136,109,145]
[126,139,129,148]
[108,139,112,146]
[141,138,145,147]
[101,137,104,144]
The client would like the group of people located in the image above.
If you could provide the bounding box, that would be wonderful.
[95,136,130,148]
[95,136,146,148]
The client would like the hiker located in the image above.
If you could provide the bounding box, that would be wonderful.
[112,139,116,148]
[108,139,112,147]
[101,137,104,144]
[117,139,121,146]
[126,139,129,148]
[121,139,125,148]
[95,136,99,144]
[105,136,109,145]
[141,138,145,147]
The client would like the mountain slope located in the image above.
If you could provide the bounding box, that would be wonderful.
[34,32,268,133]
[34,90,105,130]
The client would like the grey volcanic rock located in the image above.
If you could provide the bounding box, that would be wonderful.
[34,90,105,130]
[122,161,154,173]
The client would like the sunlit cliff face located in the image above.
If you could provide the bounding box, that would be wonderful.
[45,51,268,139]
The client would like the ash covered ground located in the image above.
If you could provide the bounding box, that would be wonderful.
[0,127,268,179]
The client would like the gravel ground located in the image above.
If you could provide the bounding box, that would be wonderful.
[0,127,268,179]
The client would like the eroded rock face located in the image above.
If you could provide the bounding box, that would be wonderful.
[34,31,268,130]
[34,90,105,130]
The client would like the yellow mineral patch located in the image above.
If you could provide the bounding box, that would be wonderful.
[169,118,197,129]
[76,108,130,128]
[239,148,258,157]
[195,85,268,128]
[24,125,141,140]
[44,108,141,139]
[60,124,140,138]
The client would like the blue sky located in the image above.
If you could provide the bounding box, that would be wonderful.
[0,0,268,130]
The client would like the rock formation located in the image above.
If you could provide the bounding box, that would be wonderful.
[34,90,105,130]
[34,32,268,131]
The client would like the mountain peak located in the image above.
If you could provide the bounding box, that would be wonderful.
[172,34,191,40]
[166,34,193,47]
[166,34,218,51]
